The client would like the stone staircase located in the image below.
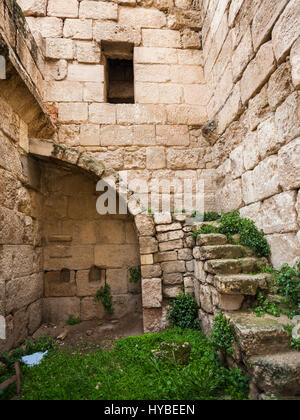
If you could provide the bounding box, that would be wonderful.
[192,229,300,399]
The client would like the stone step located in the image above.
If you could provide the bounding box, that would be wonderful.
[247,352,300,397]
[226,312,293,358]
[196,234,227,246]
[213,273,271,295]
[198,245,251,260]
[204,257,267,275]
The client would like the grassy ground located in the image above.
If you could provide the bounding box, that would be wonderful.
[1,328,249,400]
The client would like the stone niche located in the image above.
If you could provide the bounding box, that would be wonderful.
[41,161,142,324]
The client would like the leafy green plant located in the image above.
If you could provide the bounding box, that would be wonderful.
[66,315,82,326]
[204,212,221,222]
[192,224,219,237]
[17,328,249,400]
[283,325,300,351]
[253,292,281,318]
[167,294,199,330]
[275,261,300,318]
[94,284,114,315]
[210,311,235,356]
[129,266,141,283]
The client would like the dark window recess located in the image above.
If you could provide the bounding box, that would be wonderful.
[107,58,134,104]
[60,268,71,283]
[89,265,105,283]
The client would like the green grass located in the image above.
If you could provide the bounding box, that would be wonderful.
[15,329,248,400]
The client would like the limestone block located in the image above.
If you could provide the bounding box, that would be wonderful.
[247,85,272,131]
[0,279,5,316]
[297,192,300,224]
[166,104,207,125]
[240,202,262,230]
[261,191,298,234]
[212,291,244,311]
[167,8,201,31]
[278,137,300,190]
[124,148,146,170]
[161,261,186,274]
[142,29,180,48]
[44,245,94,271]
[89,103,116,124]
[291,37,300,89]
[242,155,280,205]
[27,17,63,38]
[27,300,42,335]
[95,244,139,268]
[243,131,260,171]
[76,269,105,297]
[178,248,192,261]
[199,285,213,314]
[257,116,283,160]
[159,239,183,252]
[163,272,183,285]
[45,271,77,297]
[141,254,154,265]
[267,62,293,111]
[134,47,178,64]
[166,148,204,170]
[163,285,182,298]
[93,21,141,45]
[216,82,243,135]
[267,233,300,270]
[47,0,79,18]
[141,264,162,278]
[232,26,253,82]
[119,7,166,28]
[68,64,104,82]
[154,251,177,263]
[230,144,244,180]
[44,38,74,60]
[177,50,203,65]
[0,207,25,245]
[63,18,92,39]
[156,222,181,232]
[135,214,155,236]
[198,309,214,337]
[275,92,300,144]
[79,1,118,20]
[252,0,289,51]
[156,125,189,147]
[170,65,205,84]
[184,85,209,107]
[143,307,163,333]
[240,42,276,104]
[77,41,100,64]
[142,278,162,308]
[135,64,170,83]
[106,268,128,294]
[139,237,158,254]
[79,124,100,147]
[272,0,300,63]
[83,83,104,102]
[100,125,133,146]
[80,297,105,321]
[181,29,201,49]
[98,220,126,244]
[6,273,43,314]
[157,230,184,243]
[217,179,243,214]
[58,103,88,123]
[44,81,83,102]
[17,0,47,16]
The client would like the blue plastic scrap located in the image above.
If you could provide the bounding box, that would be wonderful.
[21,351,48,367]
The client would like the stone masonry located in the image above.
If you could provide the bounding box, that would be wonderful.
[0,0,299,355]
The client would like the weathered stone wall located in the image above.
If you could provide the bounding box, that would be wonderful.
[17,0,216,212]
[201,0,300,269]
[0,96,44,352]
[41,162,141,323]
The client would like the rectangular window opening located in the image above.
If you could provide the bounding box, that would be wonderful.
[102,42,134,104]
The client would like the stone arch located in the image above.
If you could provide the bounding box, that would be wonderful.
[29,138,160,332]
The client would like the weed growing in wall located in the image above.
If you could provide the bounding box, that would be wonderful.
[210,311,235,356]
[128,266,141,283]
[167,294,200,330]
[193,210,271,258]
[276,261,300,319]
[253,292,281,318]
[66,315,82,326]
[94,284,114,315]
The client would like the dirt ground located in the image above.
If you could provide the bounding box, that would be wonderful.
[32,312,144,349]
